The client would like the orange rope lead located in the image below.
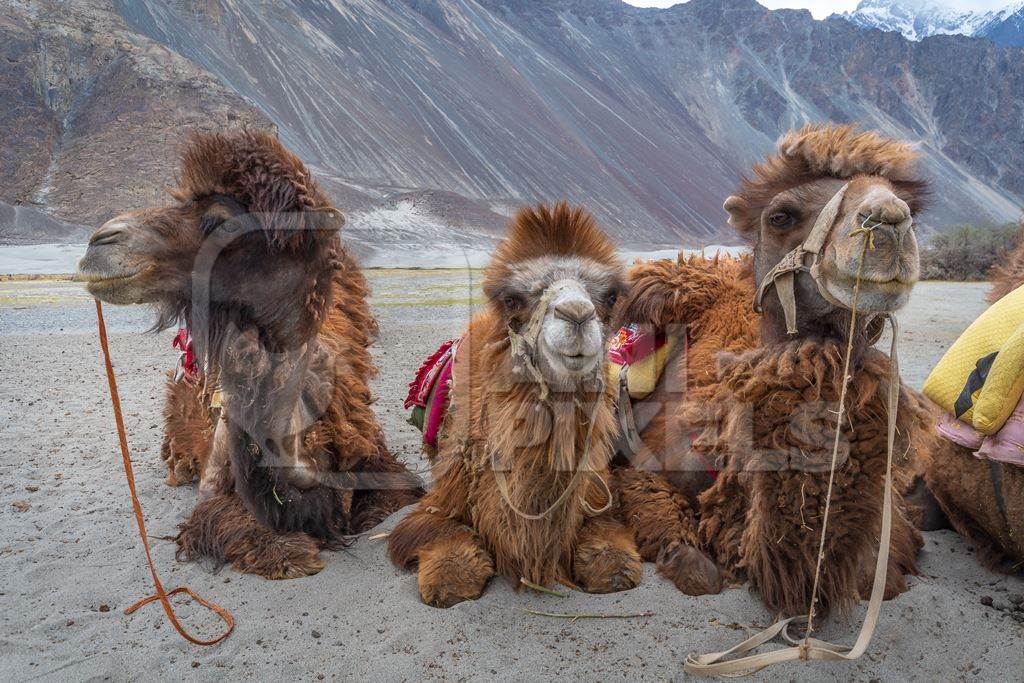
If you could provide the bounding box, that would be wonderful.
[94,298,233,646]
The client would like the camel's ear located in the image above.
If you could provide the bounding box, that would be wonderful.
[309,207,346,233]
[723,196,748,228]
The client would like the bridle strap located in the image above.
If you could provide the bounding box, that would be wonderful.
[752,183,850,334]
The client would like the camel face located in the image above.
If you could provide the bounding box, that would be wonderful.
[495,256,622,386]
[815,176,920,313]
[77,206,203,307]
[724,125,928,337]
[78,195,343,353]
[734,174,922,324]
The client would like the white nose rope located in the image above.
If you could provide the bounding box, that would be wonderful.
[494,280,614,521]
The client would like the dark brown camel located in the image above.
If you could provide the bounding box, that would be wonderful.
[77,131,422,578]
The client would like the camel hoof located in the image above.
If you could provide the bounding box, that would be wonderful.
[417,539,494,608]
[657,543,722,596]
[575,541,643,594]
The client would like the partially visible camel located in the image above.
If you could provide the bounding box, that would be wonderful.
[923,438,1024,572]
[988,216,1024,304]
[77,131,422,578]
[388,203,642,607]
[922,213,1024,572]
[615,125,932,617]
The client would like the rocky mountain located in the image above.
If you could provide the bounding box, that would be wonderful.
[838,0,1024,46]
[2,0,1022,251]
[0,0,273,240]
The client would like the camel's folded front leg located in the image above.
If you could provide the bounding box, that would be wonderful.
[388,506,494,608]
[176,494,324,580]
[161,378,215,487]
[613,468,721,595]
[572,513,642,594]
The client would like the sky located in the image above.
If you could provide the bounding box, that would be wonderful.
[623,1,1011,20]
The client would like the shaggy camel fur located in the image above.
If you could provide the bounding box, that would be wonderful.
[922,439,1023,572]
[159,379,214,486]
[988,217,1024,304]
[614,125,932,617]
[77,131,421,578]
[388,203,642,607]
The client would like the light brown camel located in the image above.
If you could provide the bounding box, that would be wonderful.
[77,130,422,579]
[388,203,643,607]
[613,125,934,617]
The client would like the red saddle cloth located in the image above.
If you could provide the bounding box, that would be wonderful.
[404,339,458,449]
[172,328,199,383]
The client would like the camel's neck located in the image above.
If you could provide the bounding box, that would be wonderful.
[760,308,876,364]
[487,378,612,479]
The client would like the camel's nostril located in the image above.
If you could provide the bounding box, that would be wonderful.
[859,196,911,229]
[89,224,126,247]
[553,300,596,327]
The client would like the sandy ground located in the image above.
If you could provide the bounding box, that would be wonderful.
[1,273,1021,681]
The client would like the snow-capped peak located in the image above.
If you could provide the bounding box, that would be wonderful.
[837,0,1024,43]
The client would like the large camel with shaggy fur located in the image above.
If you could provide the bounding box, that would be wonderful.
[388,203,642,607]
[613,125,934,617]
[77,131,422,579]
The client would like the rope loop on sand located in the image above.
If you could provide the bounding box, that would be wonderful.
[95,299,234,646]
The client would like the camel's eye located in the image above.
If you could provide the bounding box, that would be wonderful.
[200,213,226,234]
[605,289,619,308]
[767,211,793,229]
[502,293,525,312]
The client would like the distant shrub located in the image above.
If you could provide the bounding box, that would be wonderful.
[919,222,1020,282]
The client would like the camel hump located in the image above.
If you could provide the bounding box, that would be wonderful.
[614,254,750,330]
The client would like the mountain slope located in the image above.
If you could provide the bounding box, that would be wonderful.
[2,0,1022,247]
[0,0,272,229]
[111,0,1022,239]
[978,3,1024,45]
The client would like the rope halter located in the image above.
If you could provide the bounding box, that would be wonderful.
[752,183,849,335]
[495,278,613,521]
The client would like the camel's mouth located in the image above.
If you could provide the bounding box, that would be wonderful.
[547,349,601,378]
[819,271,914,313]
[74,268,147,304]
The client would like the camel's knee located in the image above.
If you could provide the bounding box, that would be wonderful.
[175,494,324,580]
[574,520,642,594]
[613,468,697,561]
[416,535,494,608]
[656,541,722,596]
[232,533,324,580]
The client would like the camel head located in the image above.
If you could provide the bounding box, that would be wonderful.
[723,125,928,341]
[483,202,625,389]
[76,131,344,363]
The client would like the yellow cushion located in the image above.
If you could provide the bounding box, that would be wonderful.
[923,284,1024,435]
[607,336,676,400]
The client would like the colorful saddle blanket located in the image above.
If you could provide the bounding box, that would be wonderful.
[404,325,680,450]
[404,339,458,450]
